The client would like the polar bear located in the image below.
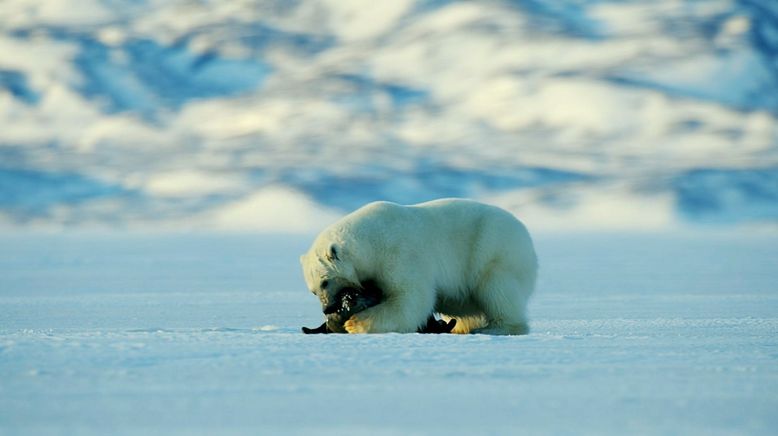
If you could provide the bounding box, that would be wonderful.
[300,199,538,335]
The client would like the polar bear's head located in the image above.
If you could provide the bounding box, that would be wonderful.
[300,242,360,314]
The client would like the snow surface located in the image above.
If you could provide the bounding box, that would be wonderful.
[1,232,777,435]
[1,0,777,232]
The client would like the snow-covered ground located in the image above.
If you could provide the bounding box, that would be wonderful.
[1,0,777,231]
[1,231,776,435]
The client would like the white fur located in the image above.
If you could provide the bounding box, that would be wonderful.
[300,199,538,335]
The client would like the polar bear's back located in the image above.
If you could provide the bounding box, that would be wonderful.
[414,198,537,272]
[337,199,536,278]
[413,198,531,242]
[340,198,532,249]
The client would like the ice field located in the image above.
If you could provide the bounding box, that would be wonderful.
[1,231,776,435]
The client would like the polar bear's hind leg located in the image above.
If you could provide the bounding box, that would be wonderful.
[472,271,533,335]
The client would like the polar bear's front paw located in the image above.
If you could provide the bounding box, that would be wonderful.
[344,315,370,334]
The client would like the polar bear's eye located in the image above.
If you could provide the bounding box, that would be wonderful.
[320,279,329,289]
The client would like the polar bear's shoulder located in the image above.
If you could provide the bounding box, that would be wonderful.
[346,201,407,223]
[323,201,406,242]
[359,200,402,213]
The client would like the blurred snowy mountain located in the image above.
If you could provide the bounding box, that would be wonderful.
[0,0,776,231]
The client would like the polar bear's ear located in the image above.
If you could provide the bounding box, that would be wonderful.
[326,244,340,262]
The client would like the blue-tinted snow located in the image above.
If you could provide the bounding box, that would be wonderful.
[0,168,128,217]
[0,69,39,104]
[674,167,778,223]
[78,36,270,114]
[281,163,589,212]
[0,0,776,231]
[0,232,776,434]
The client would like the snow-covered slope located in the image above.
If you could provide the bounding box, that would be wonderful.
[1,0,777,231]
